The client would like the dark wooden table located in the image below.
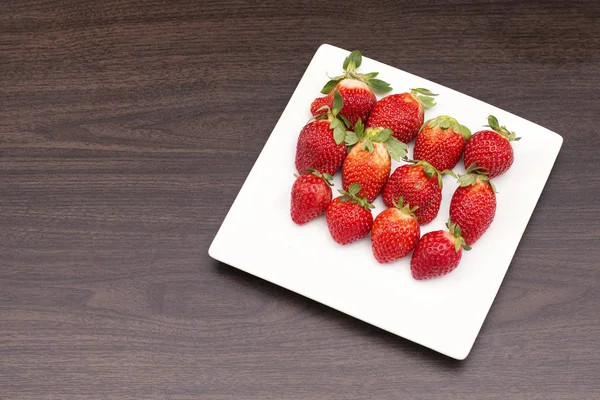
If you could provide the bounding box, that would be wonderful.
[2,1,599,398]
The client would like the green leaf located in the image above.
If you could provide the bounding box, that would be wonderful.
[329,119,341,130]
[487,115,500,130]
[460,124,472,140]
[366,78,392,93]
[361,72,379,80]
[384,137,408,162]
[442,169,457,179]
[440,120,451,129]
[363,138,374,153]
[344,131,359,146]
[353,118,365,139]
[333,126,346,145]
[342,55,350,71]
[457,174,476,187]
[454,239,462,252]
[374,128,393,143]
[451,120,460,133]
[422,163,436,179]
[348,182,361,195]
[332,90,343,116]
[417,95,437,109]
[338,114,351,128]
[411,88,438,96]
[348,50,362,70]
[321,79,340,95]
[463,244,472,251]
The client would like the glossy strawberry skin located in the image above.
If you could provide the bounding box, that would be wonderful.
[410,231,462,280]
[290,174,332,225]
[295,120,346,175]
[449,179,496,245]
[382,164,442,225]
[464,130,514,178]
[414,126,466,171]
[371,208,420,263]
[342,141,391,203]
[366,93,424,143]
[311,79,376,127]
[326,197,373,245]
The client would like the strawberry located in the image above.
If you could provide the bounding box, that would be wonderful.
[371,197,420,263]
[290,169,333,225]
[464,115,521,178]
[311,50,392,127]
[410,221,471,280]
[413,115,471,171]
[449,165,497,245]
[366,88,437,143]
[326,183,374,245]
[341,120,407,202]
[296,90,350,175]
[382,160,451,225]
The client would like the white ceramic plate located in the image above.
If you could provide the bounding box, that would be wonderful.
[209,44,562,360]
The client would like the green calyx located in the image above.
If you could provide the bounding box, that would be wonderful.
[457,163,497,193]
[410,87,438,109]
[338,182,375,210]
[446,220,471,252]
[395,196,419,218]
[485,115,521,141]
[306,168,334,186]
[313,89,355,146]
[425,115,471,140]
[344,122,407,162]
[320,50,392,94]
[403,159,455,188]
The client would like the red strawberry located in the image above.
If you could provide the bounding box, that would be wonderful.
[290,169,333,225]
[326,183,374,245]
[410,221,470,280]
[382,160,451,225]
[296,90,350,175]
[311,50,392,127]
[342,120,407,202]
[464,115,520,178]
[371,197,420,263]
[449,165,497,245]
[366,88,437,143]
[413,115,471,171]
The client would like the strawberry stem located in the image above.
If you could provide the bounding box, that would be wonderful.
[338,183,375,210]
[410,87,438,109]
[320,50,392,94]
[485,115,521,141]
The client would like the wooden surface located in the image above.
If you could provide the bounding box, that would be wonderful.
[2,1,599,398]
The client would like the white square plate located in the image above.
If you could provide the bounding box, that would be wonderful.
[209,44,562,359]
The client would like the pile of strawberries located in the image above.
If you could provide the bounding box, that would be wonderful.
[290,51,520,280]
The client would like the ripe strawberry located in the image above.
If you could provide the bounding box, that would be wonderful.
[449,165,497,245]
[413,115,471,171]
[326,183,374,245]
[311,50,392,127]
[371,197,420,263]
[290,169,333,225]
[410,221,471,280]
[296,90,350,175]
[341,120,407,202]
[464,115,521,178]
[382,160,451,225]
[366,88,437,143]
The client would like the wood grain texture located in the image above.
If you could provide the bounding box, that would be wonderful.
[1,0,599,398]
